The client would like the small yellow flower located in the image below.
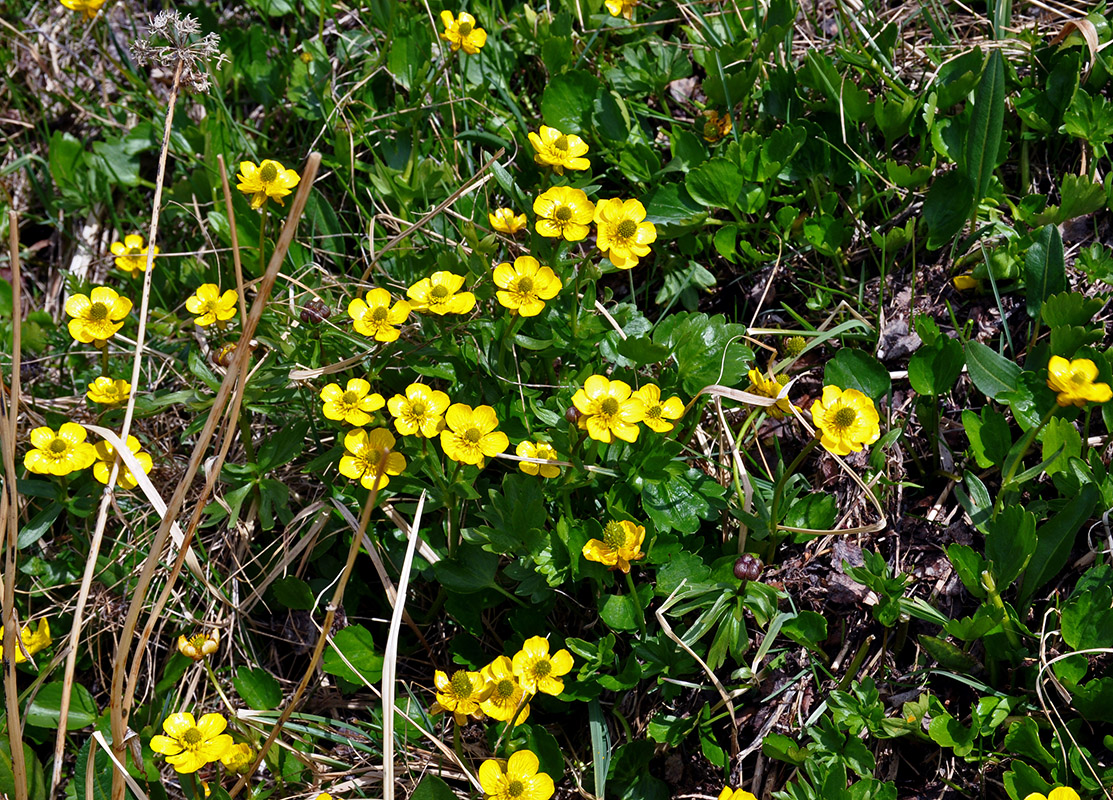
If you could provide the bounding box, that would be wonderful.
[534,187,594,242]
[338,428,407,491]
[493,256,562,317]
[488,208,527,234]
[407,272,476,316]
[479,751,555,800]
[320,379,386,426]
[440,404,509,466]
[528,125,591,175]
[59,0,106,19]
[86,376,131,406]
[439,10,487,54]
[150,712,233,774]
[348,288,411,342]
[314,795,333,800]
[515,441,560,479]
[582,520,646,574]
[110,234,157,278]
[594,198,656,269]
[387,383,450,438]
[220,742,254,774]
[177,630,220,661]
[431,668,492,725]
[512,636,573,696]
[810,386,881,456]
[24,423,97,476]
[701,110,733,143]
[745,369,796,419]
[186,284,238,328]
[480,656,531,722]
[1046,355,1112,407]
[604,0,639,19]
[236,159,301,210]
[571,375,646,443]
[952,274,980,291]
[93,436,154,491]
[632,384,683,433]
[65,286,132,346]
[718,787,759,800]
[1,619,51,664]
[1022,788,1080,800]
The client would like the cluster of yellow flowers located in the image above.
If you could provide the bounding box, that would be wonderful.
[23,422,154,489]
[572,375,683,443]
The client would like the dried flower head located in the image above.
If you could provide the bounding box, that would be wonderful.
[130,11,228,93]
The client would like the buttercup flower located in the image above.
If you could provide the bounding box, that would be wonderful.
[512,636,573,696]
[24,423,97,476]
[431,668,491,725]
[388,383,450,438]
[86,376,131,406]
[702,110,733,143]
[534,187,594,241]
[315,795,333,800]
[65,286,132,346]
[220,743,254,774]
[1,619,51,664]
[439,11,487,54]
[407,272,476,316]
[810,386,881,456]
[516,441,560,479]
[320,379,385,426]
[110,234,158,278]
[488,208,527,234]
[718,788,759,800]
[236,159,300,209]
[1022,789,1080,800]
[605,0,639,19]
[528,125,591,175]
[338,428,407,491]
[571,375,646,443]
[186,284,238,328]
[178,630,220,661]
[745,369,795,419]
[150,712,233,774]
[952,274,980,291]
[632,384,683,433]
[93,435,154,491]
[494,256,562,317]
[348,288,411,342]
[440,404,509,466]
[594,198,656,269]
[480,656,531,722]
[479,750,555,800]
[582,520,646,574]
[1046,356,1112,407]
[59,0,106,19]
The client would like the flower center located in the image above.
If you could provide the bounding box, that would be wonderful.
[371,306,389,322]
[507,780,525,798]
[430,285,449,300]
[458,21,473,35]
[532,659,552,678]
[832,406,857,429]
[464,427,482,444]
[449,670,473,697]
[554,206,573,222]
[410,402,426,416]
[181,728,204,747]
[616,219,639,239]
[48,439,68,455]
[342,391,360,405]
[126,246,141,256]
[516,276,535,295]
[600,397,619,416]
[497,679,515,698]
[602,521,626,548]
[1070,371,1087,386]
[260,162,279,182]
[646,404,662,419]
[89,302,109,321]
[554,134,569,151]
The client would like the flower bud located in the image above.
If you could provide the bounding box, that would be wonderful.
[565,405,582,425]
[733,554,762,583]
[300,298,332,324]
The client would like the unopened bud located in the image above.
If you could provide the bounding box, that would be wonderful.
[734,554,763,583]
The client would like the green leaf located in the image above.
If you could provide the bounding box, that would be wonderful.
[1018,484,1099,606]
[541,70,600,133]
[984,505,1037,586]
[0,739,45,800]
[963,407,1012,468]
[928,708,977,756]
[641,469,724,534]
[271,576,315,610]
[908,335,964,396]
[647,713,698,747]
[963,49,1005,206]
[1041,417,1082,476]
[233,666,283,710]
[433,546,499,593]
[780,611,827,651]
[964,340,1021,400]
[684,158,744,209]
[1003,760,1052,800]
[642,183,706,227]
[923,169,974,249]
[1025,225,1066,319]
[1003,718,1056,770]
[410,774,457,800]
[823,348,891,401]
[599,585,651,632]
[651,312,752,396]
[26,681,98,730]
[947,544,989,599]
[17,504,62,549]
[322,624,383,686]
[762,733,809,766]
[1061,585,1113,651]
[1071,677,1113,723]
[588,698,612,798]
[1042,290,1106,327]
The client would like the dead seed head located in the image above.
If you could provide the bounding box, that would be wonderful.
[130,10,227,93]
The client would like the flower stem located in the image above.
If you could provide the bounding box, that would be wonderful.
[624,569,647,639]
[99,344,110,375]
[258,205,268,276]
[493,691,533,756]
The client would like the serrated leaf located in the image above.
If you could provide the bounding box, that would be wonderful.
[684,158,744,209]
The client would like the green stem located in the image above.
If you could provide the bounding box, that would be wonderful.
[492,691,534,756]
[237,406,257,463]
[623,570,647,639]
[769,437,820,539]
[446,461,463,556]
[258,205,268,277]
[981,571,1022,650]
[99,344,110,375]
[995,405,1057,511]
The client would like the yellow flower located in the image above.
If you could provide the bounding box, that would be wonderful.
[59,0,105,19]
[745,369,796,419]
[582,520,646,574]
[320,379,385,426]
[150,712,233,774]
[494,256,562,317]
[407,272,476,316]
[1,619,51,664]
[1023,789,1080,800]
[431,668,491,725]
[952,274,980,291]
[701,110,733,143]
[439,10,487,54]
[571,375,646,443]
[594,198,656,269]
[93,436,154,491]
[718,788,759,800]
[515,441,560,479]
[315,795,333,800]
[348,288,411,342]
[604,0,639,19]
[110,234,157,278]
[440,403,509,466]
[488,208,527,235]
[480,656,531,722]
[387,383,450,438]
[810,386,881,456]
[338,428,407,491]
[178,630,220,661]
[186,284,238,328]
[534,187,594,241]
[65,286,132,346]
[24,423,97,476]
[632,384,683,433]
[235,159,300,210]
[1046,355,1112,407]
[478,751,555,800]
[528,125,591,175]
[512,636,573,696]
[86,376,131,406]
[220,742,254,774]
